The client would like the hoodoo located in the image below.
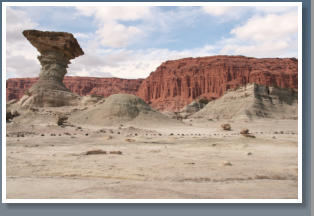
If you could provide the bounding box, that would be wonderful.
[19,30,84,107]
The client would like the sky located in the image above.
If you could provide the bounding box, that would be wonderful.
[6,5,299,79]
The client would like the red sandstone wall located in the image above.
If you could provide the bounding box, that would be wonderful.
[6,76,143,101]
[136,56,298,111]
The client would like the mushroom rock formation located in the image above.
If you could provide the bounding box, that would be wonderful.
[19,30,84,108]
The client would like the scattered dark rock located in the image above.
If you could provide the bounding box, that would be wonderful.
[240,129,249,135]
[223,161,232,166]
[109,151,122,155]
[125,138,135,142]
[242,134,256,138]
[221,123,231,131]
[85,149,107,155]
[240,129,255,138]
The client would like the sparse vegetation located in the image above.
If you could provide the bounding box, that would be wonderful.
[24,90,31,96]
[6,110,20,122]
[198,97,209,105]
[57,115,68,126]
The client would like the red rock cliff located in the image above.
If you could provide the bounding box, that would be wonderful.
[136,56,298,111]
[6,76,143,101]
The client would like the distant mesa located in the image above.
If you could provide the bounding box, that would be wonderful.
[18,30,84,108]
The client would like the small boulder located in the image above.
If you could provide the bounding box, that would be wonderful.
[240,129,249,135]
[221,123,231,131]
[222,161,232,166]
[85,149,107,155]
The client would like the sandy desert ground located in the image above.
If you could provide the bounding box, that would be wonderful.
[6,118,298,199]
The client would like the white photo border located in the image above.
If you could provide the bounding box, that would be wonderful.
[1,1,303,204]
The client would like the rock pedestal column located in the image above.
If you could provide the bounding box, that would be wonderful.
[20,30,84,107]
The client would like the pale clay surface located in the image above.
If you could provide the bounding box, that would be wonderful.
[6,118,298,199]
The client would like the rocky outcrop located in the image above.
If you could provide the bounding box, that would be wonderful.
[137,56,298,111]
[177,100,207,119]
[191,83,298,120]
[69,94,177,127]
[6,77,143,101]
[19,30,84,107]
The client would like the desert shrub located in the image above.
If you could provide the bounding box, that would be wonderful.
[57,116,68,126]
[90,94,103,98]
[6,112,13,122]
[24,90,31,96]
[6,110,20,122]
[198,97,210,105]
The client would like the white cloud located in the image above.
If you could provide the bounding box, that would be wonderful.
[75,6,151,48]
[202,6,250,21]
[203,6,236,16]
[76,6,151,21]
[6,7,40,78]
[230,12,298,42]
[68,45,216,79]
[219,10,298,58]
[96,22,143,48]
[255,6,297,14]
[220,40,296,58]
[202,6,298,22]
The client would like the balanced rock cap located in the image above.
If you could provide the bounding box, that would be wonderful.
[23,29,84,60]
